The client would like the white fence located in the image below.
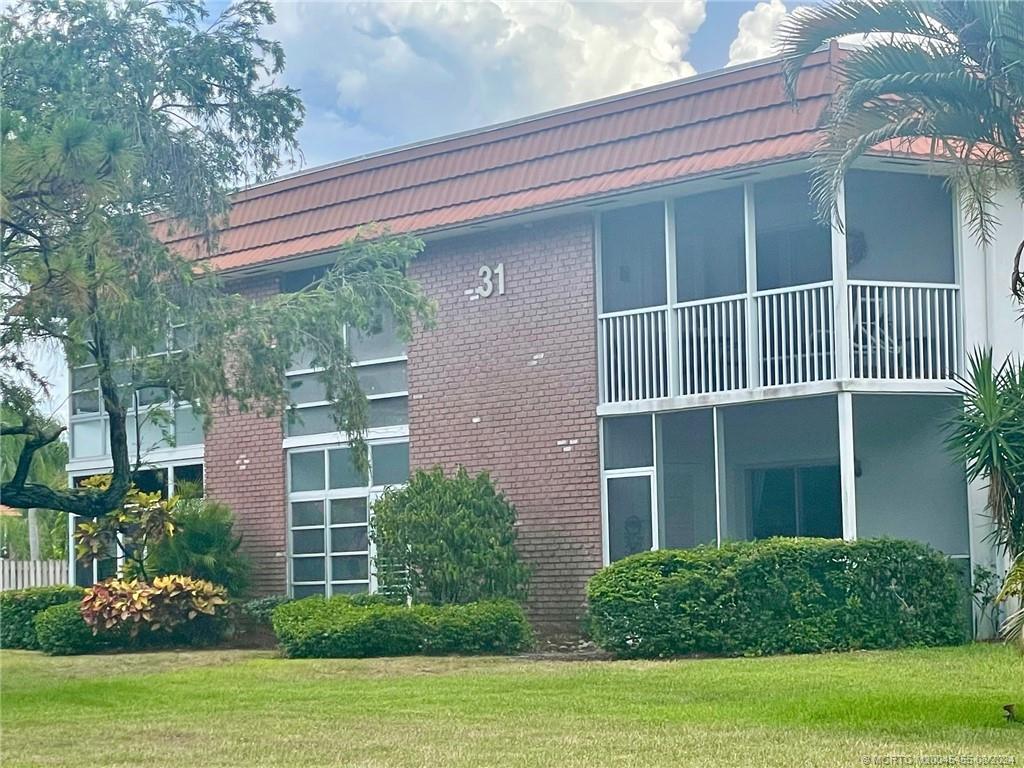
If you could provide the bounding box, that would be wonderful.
[1,560,68,591]
[755,282,835,387]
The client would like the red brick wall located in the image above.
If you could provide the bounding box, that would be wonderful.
[204,273,288,596]
[408,215,602,630]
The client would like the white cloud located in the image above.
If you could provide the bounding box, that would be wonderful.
[727,0,790,67]
[270,1,707,167]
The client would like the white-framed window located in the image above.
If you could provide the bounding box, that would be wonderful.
[602,414,658,563]
[286,439,409,598]
[284,317,408,438]
[67,459,205,586]
[68,324,203,460]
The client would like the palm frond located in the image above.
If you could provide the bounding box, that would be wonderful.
[779,0,951,96]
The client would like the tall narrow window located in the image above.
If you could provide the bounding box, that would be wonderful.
[607,476,653,561]
[600,202,667,312]
[754,175,831,290]
[675,187,746,301]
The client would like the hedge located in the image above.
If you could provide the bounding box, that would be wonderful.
[34,602,120,656]
[0,586,85,650]
[272,597,533,658]
[587,538,969,658]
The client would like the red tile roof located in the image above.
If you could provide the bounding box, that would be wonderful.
[169,46,849,272]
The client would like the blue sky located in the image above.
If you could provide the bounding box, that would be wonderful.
[32,0,801,420]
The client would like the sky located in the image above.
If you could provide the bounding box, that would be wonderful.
[28,0,802,423]
[269,0,794,169]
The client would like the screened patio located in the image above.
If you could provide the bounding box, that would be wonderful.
[597,169,962,405]
[601,393,970,564]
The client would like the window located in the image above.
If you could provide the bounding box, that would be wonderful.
[287,440,410,598]
[657,409,717,549]
[675,188,746,302]
[607,476,653,561]
[845,170,955,284]
[748,465,841,539]
[68,326,203,460]
[284,315,408,438]
[602,415,653,470]
[754,175,831,290]
[68,462,204,586]
[600,202,667,312]
[602,414,655,562]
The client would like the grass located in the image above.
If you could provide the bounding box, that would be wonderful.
[1,644,1021,767]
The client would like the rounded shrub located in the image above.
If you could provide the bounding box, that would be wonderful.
[423,600,533,655]
[587,538,969,658]
[370,466,530,605]
[0,585,85,649]
[272,596,533,658]
[34,602,114,656]
[272,596,428,658]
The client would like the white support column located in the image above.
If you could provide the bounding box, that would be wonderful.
[593,213,606,404]
[649,413,660,550]
[837,392,858,540]
[831,180,851,379]
[743,183,759,388]
[713,406,725,546]
[664,201,679,397]
[598,414,610,566]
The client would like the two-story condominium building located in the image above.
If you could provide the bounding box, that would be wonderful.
[65,46,1024,631]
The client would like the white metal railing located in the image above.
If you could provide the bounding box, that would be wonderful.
[848,281,960,380]
[599,307,669,403]
[675,295,747,395]
[597,281,962,404]
[755,282,835,387]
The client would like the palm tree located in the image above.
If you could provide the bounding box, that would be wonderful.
[779,0,1024,298]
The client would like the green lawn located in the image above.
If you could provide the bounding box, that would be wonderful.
[1,644,1021,767]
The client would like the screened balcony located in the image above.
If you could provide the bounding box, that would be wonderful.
[597,170,962,405]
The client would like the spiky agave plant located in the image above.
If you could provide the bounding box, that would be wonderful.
[779,1,1024,298]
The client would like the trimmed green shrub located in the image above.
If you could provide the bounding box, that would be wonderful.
[424,600,533,655]
[240,595,293,625]
[587,538,969,658]
[272,596,533,658]
[34,602,112,656]
[370,467,530,604]
[272,597,428,658]
[0,585,85,649]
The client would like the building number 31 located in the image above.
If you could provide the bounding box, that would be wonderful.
[477,263,506,298]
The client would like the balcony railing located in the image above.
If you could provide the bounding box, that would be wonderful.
[756,282,835,387]
[598,307,668,403]
[675,295,747,395]
[599,280,961,404]
[848,281,960,380]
